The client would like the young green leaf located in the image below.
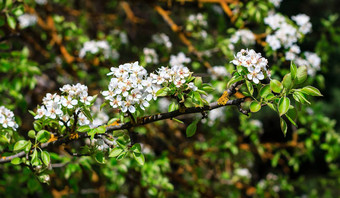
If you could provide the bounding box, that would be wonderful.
[41,151,50,166]
[28,130,36,139]
[14,140,29,152]
[295,66,307,84]
[156,87,170,97]
[290,61,297,80]
[36,130,51,143]
[250,101,261,112]
[280,118,288,137]
[133,152,145,166]
[282,73,293,90]
[259,85,271,98]
[78,125,90,133]
[270,79,283,93]
[11,157,22,165]
[168,101,177,112]
[186,119,199,137]
[109,147,124,158]
[300,86,323,96]
[278,97,290,116]
[95,126,106,134]
[31,149,40,166]
[246,80,254,95]
[81,108,93,122]
[131,143,142,154]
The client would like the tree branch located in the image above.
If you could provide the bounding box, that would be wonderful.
[0,82,244,164]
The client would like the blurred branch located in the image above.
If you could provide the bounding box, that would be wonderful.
[154,5,213,71]
[121,1,145,24]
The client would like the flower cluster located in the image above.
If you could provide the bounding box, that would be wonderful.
[292,14,312,34]
[79,40,116,59]
[35,0,47,5]
[187,13,207,28]
[18,14,37,29]
[264,13,311,50]
[187,13,208,38]
[152,65,196,90]
[152,33,172,49]
[208,66,229,80]
[230,29,255,46]
[169,52,191,67]
[143,48,159,64]
[231,49,270,84]
[295,52,321,76]
[0,106,18,131]
[35,83,94,126]
[103,61,159,113]
[269,0,283,8]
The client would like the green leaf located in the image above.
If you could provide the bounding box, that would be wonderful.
[11,157,21,165]
[41,151,50,166]
[116,151,127,160]
[285,113,297,127]
[36,130,51,143]
[33,122,42,131]
[282,73,293,90]
[259,85,271,98]
[133,152,145,166]
[271,153,281,167]
[6,15,16,29]
[95,126,106,134]
[131,143,142,153]
[172,118,184,124]
[280,118,288,137]
[227,76,243,87]
[81,108,93,122]
[186,119,199,137]
[290,61,297,80]
[109,147,124,158]
[246,80,254,95]
[156,87,170,97]
[94,152,106,164]
[250,101,261,112]
[31,149,40,166]
[168,101,177,112]
[194,77,202,87]
[293,91,311,104]
[270,79,283,93]
[266,103,276,112]
[202,84,215,92]
[278,97,290,116]
[300,86,323,96]
[28,110,36,117]
[295,66,307,84]
[107,118,119,125]
[78,125,90,133]
[28,130,36,139]
[14,140,28,151]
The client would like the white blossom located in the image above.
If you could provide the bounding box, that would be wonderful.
[35,0,47,5]
[230,29,255,46]
[18,14,37,29]
[79,40,116,59]
[169,52,191,67]
[152,33,172,49]
[231,49,270,84]
[209,66,229,80]
[269,0,282,8]
[0,106,18,130]
[143,48,159,64]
